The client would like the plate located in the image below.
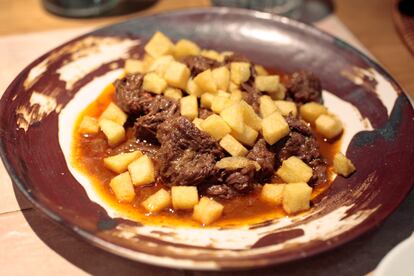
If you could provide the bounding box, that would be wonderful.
[1,8,414,270]
[376,236,414,276]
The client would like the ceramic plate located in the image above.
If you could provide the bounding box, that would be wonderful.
[1,8,414,270]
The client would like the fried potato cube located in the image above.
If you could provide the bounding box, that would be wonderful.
[274,100,297,117]
[315,114,343,139]
[200,49,224,62]
[142,189,171,212]
[260,95,279,118]
[217,90,230,98]
[149,55,174,76]
[124,59,143,74]
[212,66,230,91]
[171,186,199,210]
[269,84,287,100]
[164,61,191,89]
[220,102,245,133]
[261,111,289,145]
[276,156,313,183]
[180,95,198,120]
[220,134,248,157]
[142,54,155,73]
[103,151,142,174]
[260,183,286,205]
[144,31,174,58]
[282,182,312,214]
[173,39,200,60]
[192,197,224,225]
[211,95,232,114]
[240,100,262,131]
[192,118,204,130]
[201,114,231,140]
[100,102,127,125]
[186,78,204,97]
[333,152,356,177]
[255,75,280,92]
[164,87,183,100]
[229,81,239,93]
[109,172,135,203]
[194,69,217,94]
[254,65,269,76]
[300,102,328,123]
[99,119,125,146]
[79,116,99,134]
[128,155,155,186]
[215,156,261,171]
[231,125,258,146]
[142,72,167,94]
[230,90,243,102]
[200,93,215,108]
[230,62,251,84]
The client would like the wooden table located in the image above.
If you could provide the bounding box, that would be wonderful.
[1,0,413,275]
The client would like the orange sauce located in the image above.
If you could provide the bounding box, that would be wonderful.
[71,84,341,228]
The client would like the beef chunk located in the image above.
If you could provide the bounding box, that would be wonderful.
[156,116,224,186]
[285,115,312,136]
[240,82,262,113]
[198,107,213,119]
[182,55,222,77]
[134,95,179,142]
[286,71,322,103]
[247,139,275,181]
[114,73,155,115]
[224,53,250,63]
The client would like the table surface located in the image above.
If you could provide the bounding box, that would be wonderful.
[1,0,414,275]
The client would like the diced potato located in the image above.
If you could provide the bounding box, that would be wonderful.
[192,197,224,225]
[103,151,142,174]
[128,155,155,186]
[109,172,135,203]
[217,90,230,98]
[164,61,191,89]
[173,39,200,60]
[144,31,174,58]
[79,116,99,134]
[180,95,198,120]
[186,78,204,97]
[192,118,204,130]
[215,157,261,171]
[149,55,174,76]
[142,189,171,212]
[142,54,155,73]
[230,62,251,85]
[261,111,289,145]
[282,182,312,214]
[164,87,183,100]
[142,72,167,94]
[333,152,356,177]
[229,81,239,93]
[194,69,217,94]
[219,134,248,157]
[231,125,258,146]
[211,95,232,114]
[254,65,269,76]
[200,93,215,108]
[240,100,262,131]
[255,75,280,92]
[99,119,125,146]
[200,49,224,62]
[260,184,286,205]
[315,114,343,139]
[274,100,297,117]
[260,95,279,118]
[269,83,287,100]
[171,186,199,210]
[230,90,243,102]
[220,102,245,133]
[201,114,231,140]
[100,102,127,125]
[276,156,313,183]
[124,59,143,74]
[212,66,230,91]
[300,102,328,123]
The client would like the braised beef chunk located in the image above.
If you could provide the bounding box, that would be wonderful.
[241,82,262,113]
[224,53,250,64]
[156,116,224,186]
[286,71,322,103]
[198,107,213,119]
[247,139,275,181]
[285,115,312,136]
[182,55,222,77]
[134,95,179,142]
[114,73,155,115]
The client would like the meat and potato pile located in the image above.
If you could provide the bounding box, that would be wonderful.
[78,31,356,226]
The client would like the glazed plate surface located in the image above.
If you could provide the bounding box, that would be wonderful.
[1,8,414,270]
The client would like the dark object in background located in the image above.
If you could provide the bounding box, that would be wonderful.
[42,0,157,18]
